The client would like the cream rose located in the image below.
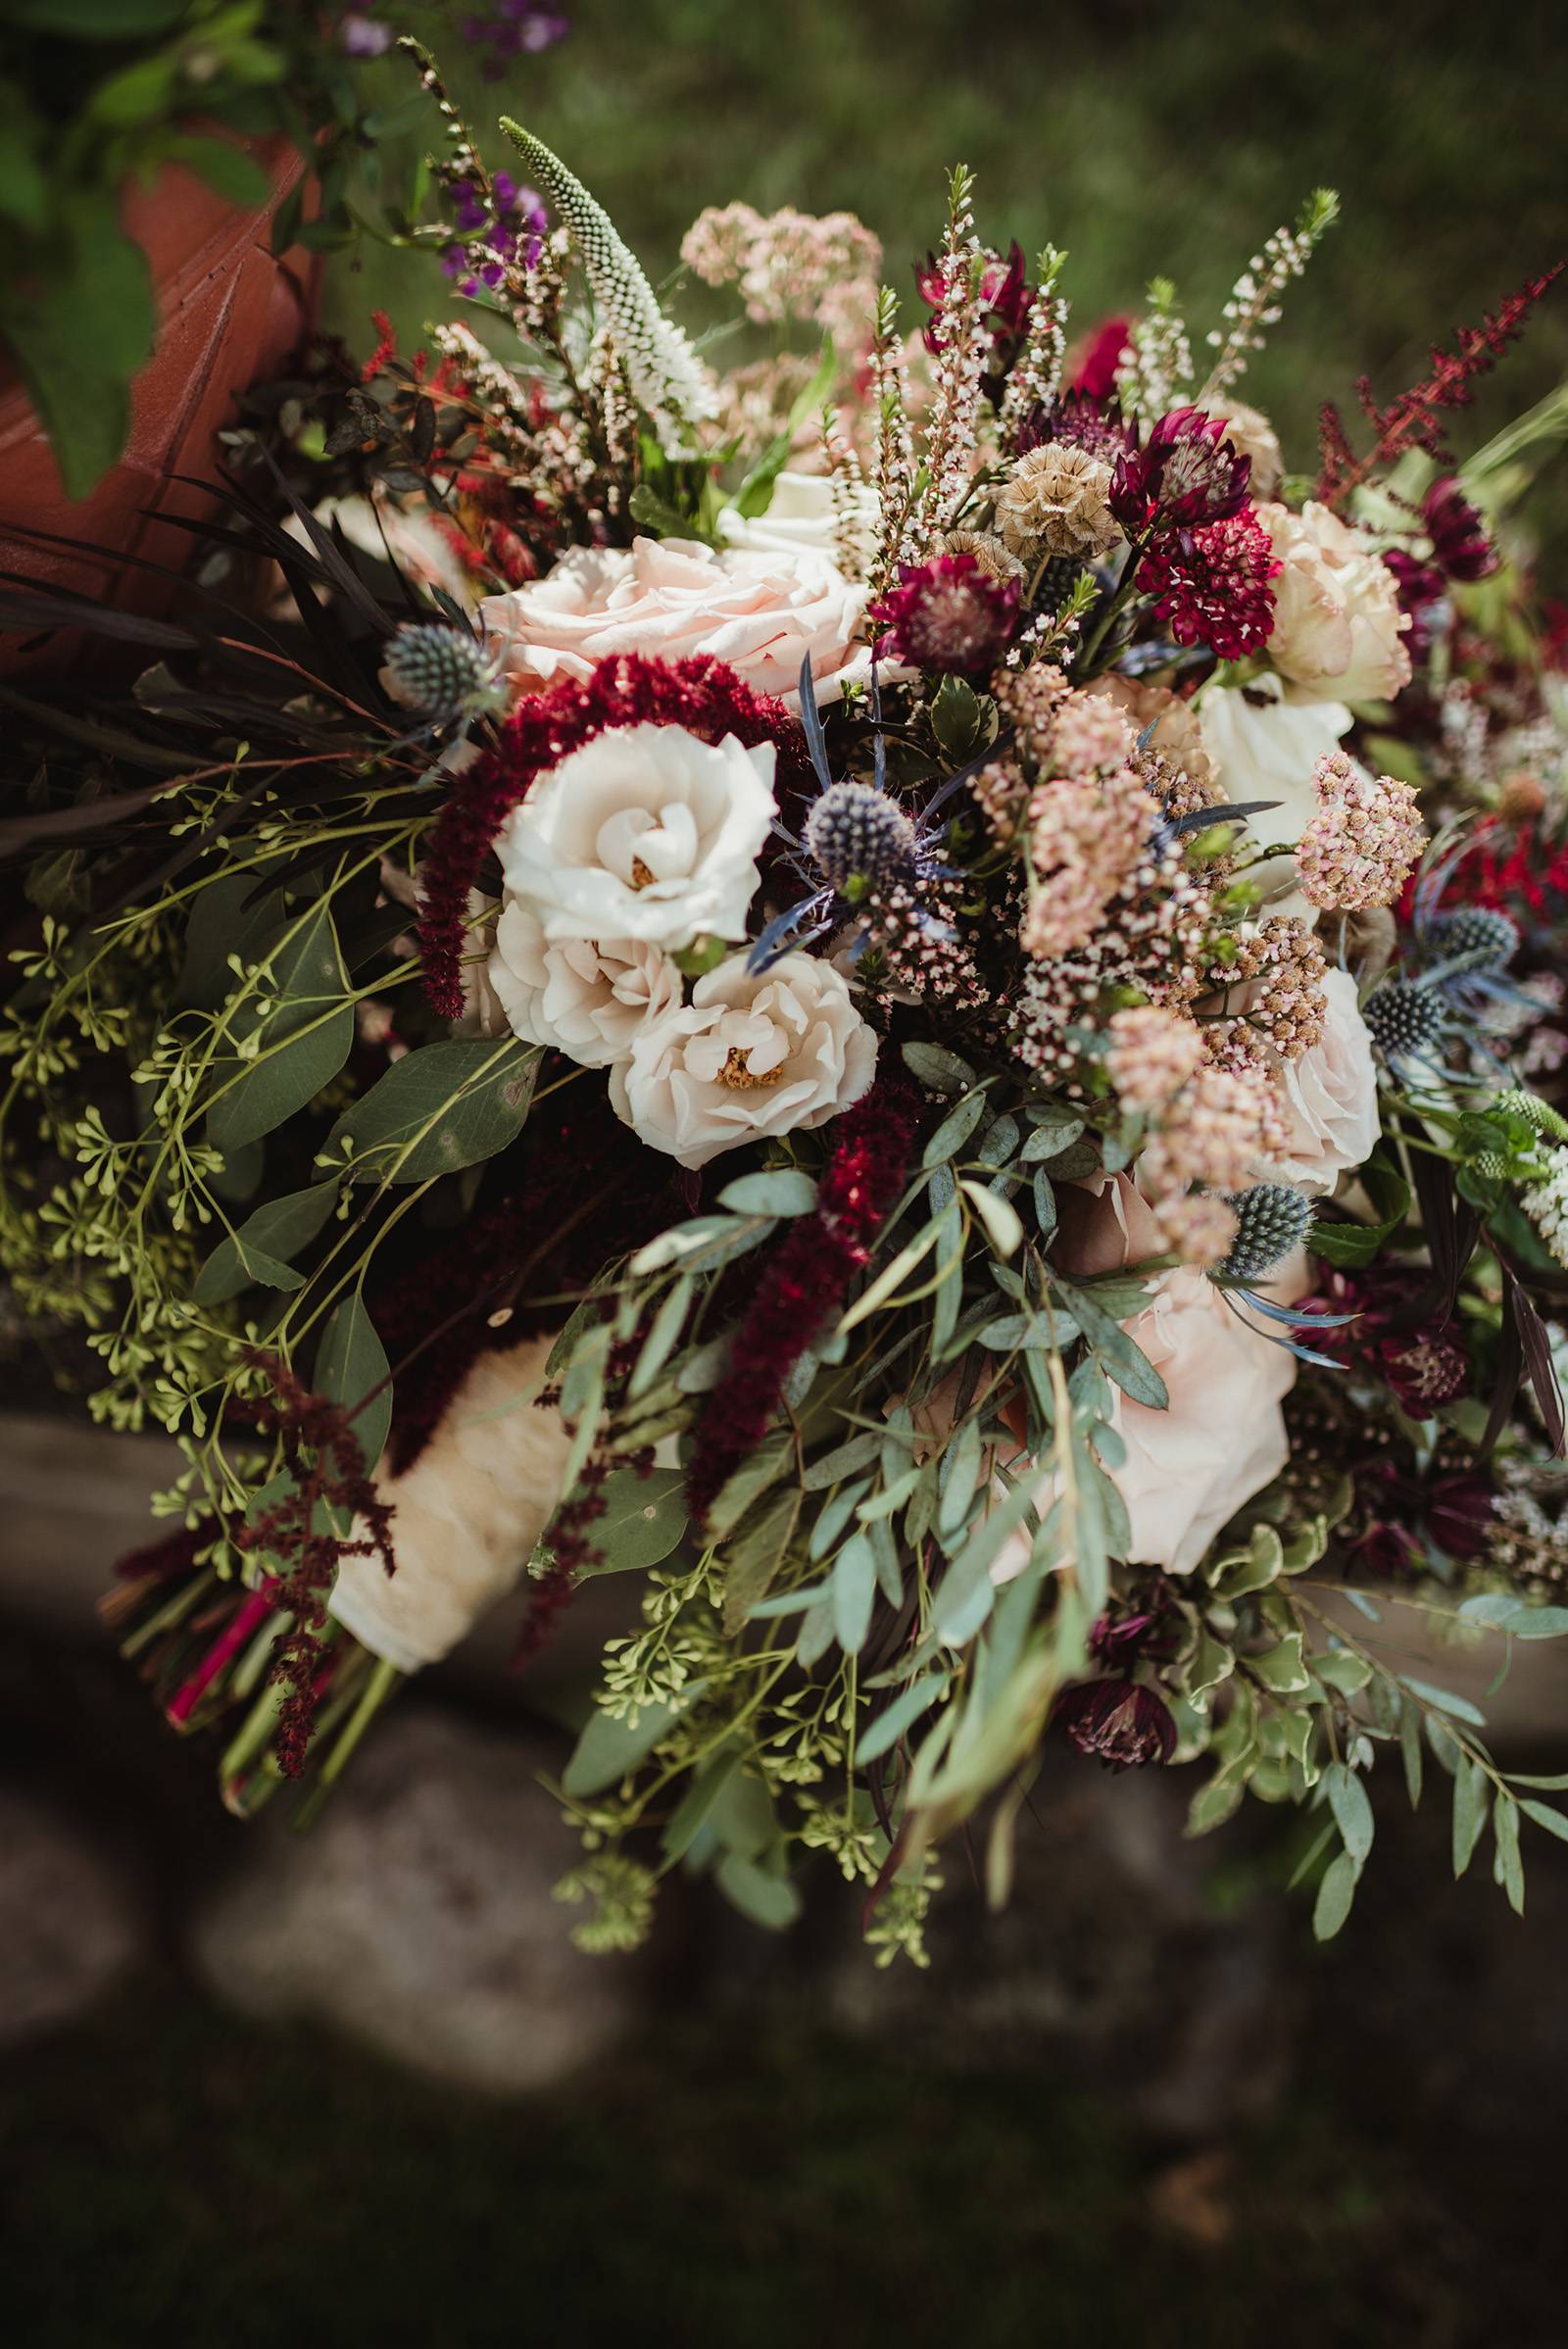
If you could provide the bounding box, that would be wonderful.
[493,722,775,954]
[486,898,681,1068]
[1262,965,1380,1196]
[1209,397,1284,502]
[1260,500,1412,703]
[717,468,874,566]
[328,1334,573,1672]
[480,534,866,707]
[610,950,877,1168]
[984,1175,1299,1579]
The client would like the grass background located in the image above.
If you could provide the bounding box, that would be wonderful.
[331,0,1568,579]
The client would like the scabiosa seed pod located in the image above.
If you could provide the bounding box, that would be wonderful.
[1363,976,1447,1060]
[1428,905,1521,970]
[383,620,507,720]
[805,780,919,897]
[1218,1182,1314,1282]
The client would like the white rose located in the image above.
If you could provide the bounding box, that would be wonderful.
[610,950,877,1168]
[1260,500,1412,704]
[486,897,681,1067]
[1199,672,1354,854]
[328,1334,572,1671]
[1264,966,1380,1195]
[480,533,866,708]
[493,722,775,954]
[717,468,874,565]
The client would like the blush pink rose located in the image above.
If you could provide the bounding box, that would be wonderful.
[479,534,866,707]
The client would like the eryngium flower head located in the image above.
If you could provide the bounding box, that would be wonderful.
[1363,976,1447,1060]
[1428,905,1520,970]
[994,443,1120,564]
[1219,1182,1314,1281]
[1423,476,1498,583]
[870,552,1019,674]
[805,780,919,896]
[1110,405,1252,534]
[383,620,506,719]
[1055,1679,1177,1770]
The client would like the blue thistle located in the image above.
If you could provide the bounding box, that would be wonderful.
[383,621,505,721]
[804,782,919,900]
[1219,1184,1314,1282]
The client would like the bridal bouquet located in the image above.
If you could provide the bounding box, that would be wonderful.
[6,46,1568,1958]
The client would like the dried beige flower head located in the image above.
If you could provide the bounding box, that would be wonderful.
[994,444,1121,564]
[1209,397,1284,501]
[941,528,1025,583]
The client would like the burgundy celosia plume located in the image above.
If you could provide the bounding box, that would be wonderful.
[684,1077,923,1525]
[417,653,809,1020]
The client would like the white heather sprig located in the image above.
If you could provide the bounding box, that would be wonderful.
[1523,1146,1568,1268]
[916,165,990,540]
[867,285,918,597]
[1198,187,1341,403]
[501,121,717,455]
[998,244,1070,453]
[820,405,871,578]
[1115,277,1194,422]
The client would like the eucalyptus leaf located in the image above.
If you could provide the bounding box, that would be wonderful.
[313,1290,391,1476]
[321,1039,539,1183]
[193,1183,339,1305]
[208,901,354,1153]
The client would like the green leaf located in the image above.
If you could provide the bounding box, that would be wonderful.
[1312,1848,1360,1940]
[706,1431,792,1540]
[831,1533,877,1655]
[1054,1282,1168,1409]
[1308,1156,1412,1270]
[901,1042,975,1097]
[714,1851,802,1931]
[1250,1633,1310,1693]
[930,673,989,762]
[5,192,154,497]
[208,902,354,1154]
[716,1168,818,1217]
[321,1040,539,1183]
[1494,1791,1525,1915]
[722,1487,801,1632]
[858,1674,951,1765]
[626,1276,693,1401]
[730,342,837,516]
[922,1086,993,1168]
[1451,1752,1490,1876]
[313,1290,391,1477]
[575,1466,687,1577]
[1402,1677,1487,1728]
[1518,1797,1568,1845]
[959,1179,1024,1259]
[1399,1699,1424,1808]
[562,1695,686,1797]
[193,1183,338,1304]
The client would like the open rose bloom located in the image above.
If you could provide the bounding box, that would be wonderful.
[67,122,1568,1960]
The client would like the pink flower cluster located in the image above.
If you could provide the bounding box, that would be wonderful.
[680,202,882,343]
[1022,768,1155,959]
[1296,753,1428,911]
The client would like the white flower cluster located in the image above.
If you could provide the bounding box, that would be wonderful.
[484,721,877,1167]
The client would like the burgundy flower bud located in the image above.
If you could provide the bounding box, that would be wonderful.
[1112,407,1253,535]
[1423,476,1498,583]
[870,552,1020,674]
[1055,1679,1178,1770]
[1069,314,1133,404]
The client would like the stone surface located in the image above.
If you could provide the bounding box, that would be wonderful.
[190,1705,644,2095]
[0,1787,145,2044]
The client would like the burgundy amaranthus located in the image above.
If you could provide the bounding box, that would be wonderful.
[234,1355,396,1777]
[685,1078,923,1524]
[418,654,807,1020]
[1317,264,1564,509]
[1137,506,1280,660]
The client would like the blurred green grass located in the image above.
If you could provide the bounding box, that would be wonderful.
[330,0,1568,580]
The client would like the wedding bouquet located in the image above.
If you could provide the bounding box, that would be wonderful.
[6,44,1568,1958]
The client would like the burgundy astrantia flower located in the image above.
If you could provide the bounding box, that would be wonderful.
[1384,547,1448,663]
[1376,1328,1470,1416]
[1111,407,1253,536]
[871,551,1020,674]
[1423,475,1499,583]
[1070,314,1133,404]
[1136,507,1280,661]
[917,240,1035,386]
[1054,1679,1178,1770]
[1349,1457,1495,1573]
[1017,391,1138,466]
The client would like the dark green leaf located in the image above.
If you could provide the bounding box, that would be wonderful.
[321,1040,539,1184]
[193,1183,338,1304]
[207,902,354,1153]
[313,1290,391,1476]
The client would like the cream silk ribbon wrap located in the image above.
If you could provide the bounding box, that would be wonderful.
[328,1333,573,1673]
